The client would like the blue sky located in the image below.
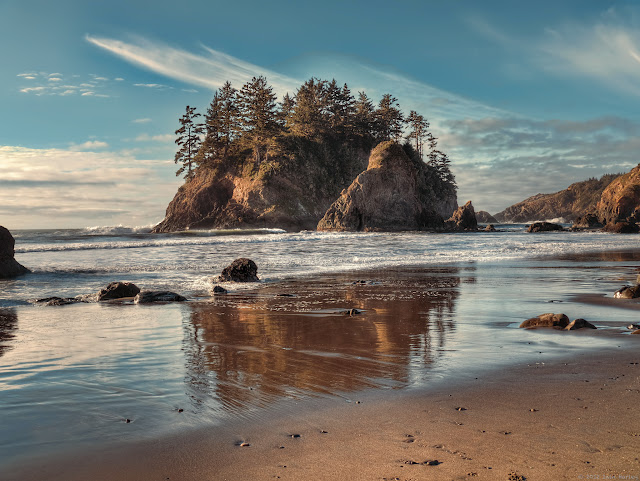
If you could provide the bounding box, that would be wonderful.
[2,0,640,228]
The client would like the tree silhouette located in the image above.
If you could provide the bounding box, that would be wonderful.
[174,105,204,180]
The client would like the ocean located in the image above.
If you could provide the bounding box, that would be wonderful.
[2,225,639,475]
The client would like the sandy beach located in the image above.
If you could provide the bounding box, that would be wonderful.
[3,252,640,481]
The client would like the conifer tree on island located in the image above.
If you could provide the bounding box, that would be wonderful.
[174,105,204,180]
[406,110,430,159]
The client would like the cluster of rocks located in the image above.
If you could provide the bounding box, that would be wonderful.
[31,258,260,307]
[0,226,29,279]
[519,313,597,330]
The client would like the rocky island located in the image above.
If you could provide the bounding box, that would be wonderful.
[152,77,457,233]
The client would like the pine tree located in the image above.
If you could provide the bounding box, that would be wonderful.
[290,78,329,139]
[375,94,404,142]
[174,105,204,180]
[279,93,295,131]
[353,91,376,139]
[237,76,280,164]
[200,81,239,165]
[405,110,430,159]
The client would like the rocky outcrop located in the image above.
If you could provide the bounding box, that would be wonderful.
[446,201,477,231]
[218,258,259,282]
[565,318,597,330]
[571,213,603,230]
[317,142,456,231]
[476,211,498,224]
[527,222,564,233]
[0,226,29,279]
[97,282,141,301]
[495,174,619,223]
[602,221,639,234]
[596,165,640,224]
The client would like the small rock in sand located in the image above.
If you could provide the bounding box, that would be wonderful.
[519,313,569,329]
[97,281,140,301]
[564,318,597,330]
[614,285,640,299]
[218,258,259,282]
[134,291,187,304]
[212,285,227,294]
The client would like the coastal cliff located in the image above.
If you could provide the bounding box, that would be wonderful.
[317,142,457,231]
[596,164,640,224]
[495,174,620,223]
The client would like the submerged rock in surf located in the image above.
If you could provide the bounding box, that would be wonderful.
[519,313,569,329]
[0,226,30,279]
[602,221,640,234]
[32,297,79,306]
[134,291,187,304]
[212,285,228,294]
[97,282,141,301]
[526,222,564,233]
[218,258,259,282]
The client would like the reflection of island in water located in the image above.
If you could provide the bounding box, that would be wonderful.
[0,309,17,357]
[184,268,462,413]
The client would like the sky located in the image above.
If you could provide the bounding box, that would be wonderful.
[3,0,640,229]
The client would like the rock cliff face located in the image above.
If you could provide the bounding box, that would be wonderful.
[316,142,457,231]
[596,165,640,224]
[152,144,370,232]
[495,174,619,223]
[446,201,477,231]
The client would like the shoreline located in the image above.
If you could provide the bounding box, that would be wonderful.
[7,342,639,481]
[3,250,640,480]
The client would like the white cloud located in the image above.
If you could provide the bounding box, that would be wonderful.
[0,145,181,229]
[68,140,109,151]
[17,72,112,97]
[133,117,152,123]
[135,133,173,143]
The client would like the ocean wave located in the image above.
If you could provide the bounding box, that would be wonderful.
[82,224,155,235]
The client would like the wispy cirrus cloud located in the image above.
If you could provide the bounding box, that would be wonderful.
[85,34,299,96]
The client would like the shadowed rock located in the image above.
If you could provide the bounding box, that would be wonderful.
[0,226,29,279]
[484,224,496,232]
[527,222,564,233]
[97,282,141,301]
[602,221,639,234]
[565,318,597,330]
[212,285,228,294]
[134,291,187,304]
[519,313,570,329]
[218,258,259,282]
[571,213,603,230]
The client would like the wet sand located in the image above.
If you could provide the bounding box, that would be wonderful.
[3,254,640,480]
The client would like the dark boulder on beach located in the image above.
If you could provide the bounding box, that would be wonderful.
[218,258,259,282]
[484,224,496,232]
[602,221,640,234]
[97,282,141,301]
[565,318,597,330]
[134,291,187,303]
[212,285,228,294]
[476,211,498,224]
[446,201,478,231]
[0,226,30,279]
[614,285,640,299]
[519,313,570,329]
[527,222,564,233]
